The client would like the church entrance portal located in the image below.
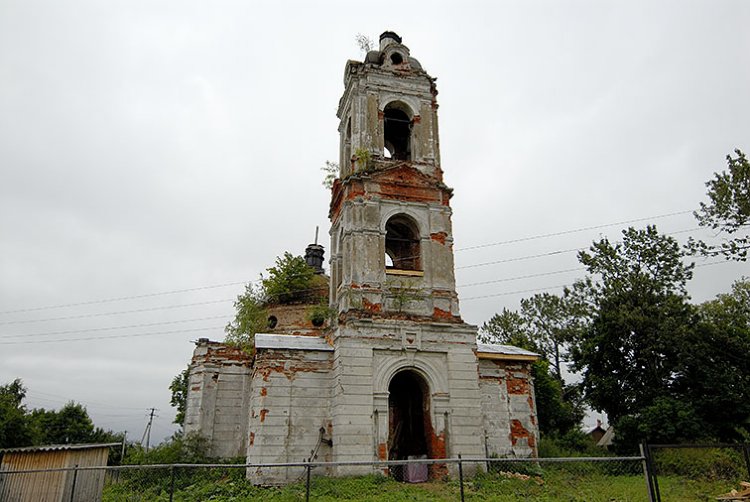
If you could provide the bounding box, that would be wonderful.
[388,370,430,481]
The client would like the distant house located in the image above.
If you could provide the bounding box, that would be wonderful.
[597,426,615,448]
[0,442,118,502]
[589,419,607,443]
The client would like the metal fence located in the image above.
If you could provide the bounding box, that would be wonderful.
[643,443,750,502]
[0,455,650,501]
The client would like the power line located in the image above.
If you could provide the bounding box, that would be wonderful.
[0,210,699,316]
[455,227,701,270]
[0,227,712,329]
[456,248,582,270]
[462,285,568,301]
[1,314,228,339]
[455,210,693,251]
[0,259,734,345]
[0,299,233,326]
[0,281,248,315]
[457,267,583,288]
[5,258,724,340]
[25,391,148,411]
[0,325,224,345]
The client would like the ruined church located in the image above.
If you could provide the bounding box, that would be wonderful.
[184,32,540,484]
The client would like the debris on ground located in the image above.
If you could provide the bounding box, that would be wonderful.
[716,481,750,500]
[497,471,544,485]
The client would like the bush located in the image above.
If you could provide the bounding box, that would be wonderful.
[538,429,609,458]
[123,432,210,465]
[651,447,745,481]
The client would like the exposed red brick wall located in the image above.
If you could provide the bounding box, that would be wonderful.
[191,342,252,367]
[430,232,447,245]
[510,419,536,448]
[506,373,530,395]
[424,416,448,479]
[329,165,453,221]
[362,298,382,313]
[432,307,454,320]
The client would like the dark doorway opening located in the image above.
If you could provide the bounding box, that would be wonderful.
[388,370,430,481]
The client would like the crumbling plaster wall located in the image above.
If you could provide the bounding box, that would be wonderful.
[184,341,252,459]
[338,62,440,178]
[330,319,485,477]
[478,358,539,458]
[331,195,459,318]
[246,347,333,484]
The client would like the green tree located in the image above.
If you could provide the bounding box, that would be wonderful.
[170,367,189,428]
[225,252,322,353]
[479,308,533,348]
[321,160,339,189]
[571,226,696,449]
[262,252,316,304]
[1,380,124,450]
[689,149,750,261]
[480,308,584,436]
[0,379,33,448]
[29,402,97,444]
[673,278,750,441]
[224,283,268,353]
[519,293,586,381]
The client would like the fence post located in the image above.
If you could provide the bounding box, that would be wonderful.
[169,465,175,502]
[69,464,79,502]
[305,462,311,502]
[742,444,750,480]
[458,454,465,502]
[640,444,655,502]
[645,444,662,502]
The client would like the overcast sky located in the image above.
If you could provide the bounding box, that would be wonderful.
[1,1,748,443]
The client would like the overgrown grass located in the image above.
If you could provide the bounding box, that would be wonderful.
[102,467,739,501]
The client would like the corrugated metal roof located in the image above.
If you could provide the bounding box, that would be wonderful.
[476,343,540,358]
[255,333,334,351]
[0,442,120,454]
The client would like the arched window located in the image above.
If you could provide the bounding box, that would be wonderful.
[385,215,421,271]
[343,118,352,174]
[383,102,412,161]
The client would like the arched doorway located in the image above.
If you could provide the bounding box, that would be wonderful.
[388,370,430,481]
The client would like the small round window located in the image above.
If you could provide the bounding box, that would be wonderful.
[267,316,278,329]
[390,52,404,65]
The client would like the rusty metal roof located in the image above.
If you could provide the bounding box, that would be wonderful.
[255,333,334,352]
[476,343,540,361]
[0,442,120,454]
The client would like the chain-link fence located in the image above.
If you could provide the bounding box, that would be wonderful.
[644,443,750,502]
[0,455,652,501]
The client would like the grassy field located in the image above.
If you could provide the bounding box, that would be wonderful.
[102,469,740,501]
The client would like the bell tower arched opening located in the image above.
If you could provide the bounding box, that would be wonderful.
[388,370,430,480]
[383,102,412,161]
[385,214,421,271]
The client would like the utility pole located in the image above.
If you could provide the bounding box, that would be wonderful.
[121,431,127,461]
[141,408,157,452]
